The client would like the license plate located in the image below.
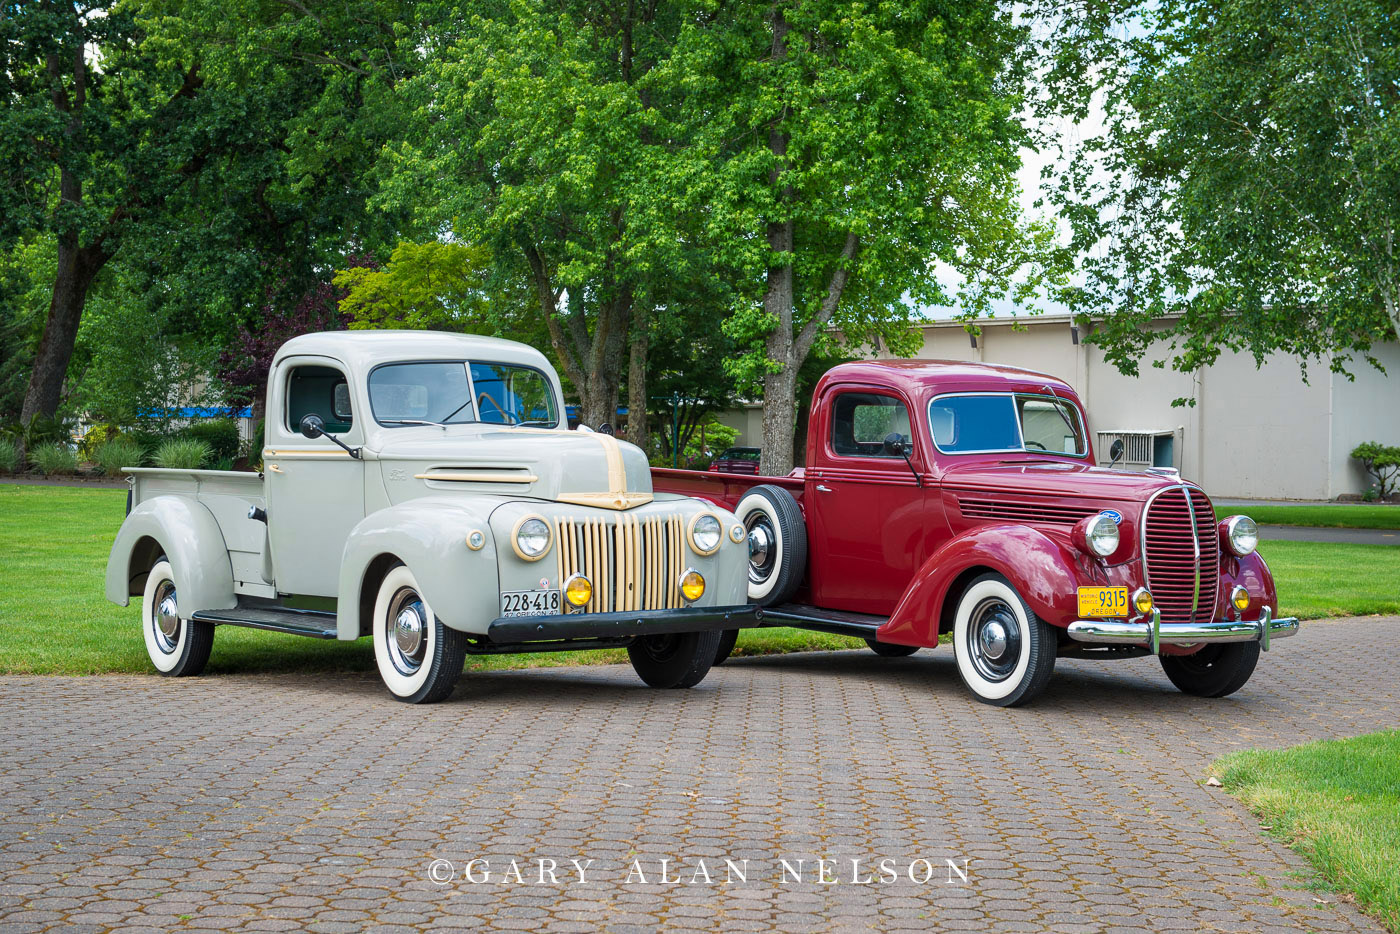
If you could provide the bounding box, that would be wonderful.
[500,589,562,618]
[1077,586,1129,618]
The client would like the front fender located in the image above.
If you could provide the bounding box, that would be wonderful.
[878,525,1089,647]
[338,498,501,640]
[105,496,236,614]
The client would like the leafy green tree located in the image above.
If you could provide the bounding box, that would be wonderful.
[667,0,1053,474]
[1351,442,1400,499]
[382,0,719,436]
[1042,0,1400,383]
[1,0,413,430]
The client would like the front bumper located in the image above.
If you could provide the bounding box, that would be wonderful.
[1066,605,1300,653]
[486,604,762,644]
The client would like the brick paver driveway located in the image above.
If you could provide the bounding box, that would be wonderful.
[2,618,1396,933]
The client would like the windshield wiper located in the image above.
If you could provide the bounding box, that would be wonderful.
[508,420,557,429]
[380,418,451,430]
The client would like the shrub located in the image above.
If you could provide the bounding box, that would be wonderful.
[177,419,240,462]
[94,438,146,476]
[0,441,19,474]
[1351,442,1400,499]
[28,443,80,475]
[153,438,212,470]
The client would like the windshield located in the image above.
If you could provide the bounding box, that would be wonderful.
[369,361,559,428]
[928,393,1087,457]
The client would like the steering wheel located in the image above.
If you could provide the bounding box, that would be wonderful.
[478,391,518,424]
[1024,440,1048,451]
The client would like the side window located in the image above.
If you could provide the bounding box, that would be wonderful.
[830,392,910,458]
[286,365,353,435]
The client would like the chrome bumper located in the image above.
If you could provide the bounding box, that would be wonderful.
[1066,605,1300,654]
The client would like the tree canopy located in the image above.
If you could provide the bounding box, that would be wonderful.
[1043,0,1400,385]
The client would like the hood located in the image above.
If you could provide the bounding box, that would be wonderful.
[940,460,1185,503]
[373,425,654,509]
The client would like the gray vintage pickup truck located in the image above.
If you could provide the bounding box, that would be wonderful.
[106,331,754,702]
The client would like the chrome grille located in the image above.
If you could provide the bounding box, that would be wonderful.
[554,514,686,613]
[1142,486,1218,627]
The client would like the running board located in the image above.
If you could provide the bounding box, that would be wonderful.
[190,605,339,639]
[760,604,886,639]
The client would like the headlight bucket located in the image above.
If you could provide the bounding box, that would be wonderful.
[512,515,552,561]
[1075,512,1121,558]
[1220,515,1258,557]
[687,513,723,556]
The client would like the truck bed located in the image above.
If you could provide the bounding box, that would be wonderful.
[649,467,805,513]
[126,468,272,598]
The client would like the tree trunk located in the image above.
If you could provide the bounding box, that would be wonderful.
[758,6,797,477]
[627,303,649,454]
[20,239,106,429]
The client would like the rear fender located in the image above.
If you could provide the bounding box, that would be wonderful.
[105,496,236,614]
[877,525,1086,646]
[338,499,500,640]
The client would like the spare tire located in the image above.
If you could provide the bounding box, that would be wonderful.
[734,484,808,607]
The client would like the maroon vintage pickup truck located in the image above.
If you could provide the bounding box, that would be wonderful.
[652,359,1299,707]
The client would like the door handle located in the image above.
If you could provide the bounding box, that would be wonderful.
[816,484,832,492]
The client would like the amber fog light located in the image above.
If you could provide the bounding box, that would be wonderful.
[679,569,705,603]
[1230,585,1250,612]
[564,574,592,608]
[1132,588,1154,616]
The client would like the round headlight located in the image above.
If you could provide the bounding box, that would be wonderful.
[679,568,705,603]
[514,516,552,560]
[1083,512,1120,558]
[564,573,592,608]
[1222,515,1258,557]
[689,513,723,555]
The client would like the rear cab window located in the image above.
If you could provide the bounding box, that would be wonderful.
[829,392,912,459]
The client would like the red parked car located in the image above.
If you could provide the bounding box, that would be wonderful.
[708,446,762,475]
[652,359,1298,707]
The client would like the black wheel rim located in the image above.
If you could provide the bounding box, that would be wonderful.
[745,513,777,585]
[966,597,1022,683]
[638,634,681,662]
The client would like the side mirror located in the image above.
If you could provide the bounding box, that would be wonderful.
[882,432,906,456]
[1108,439,1125,467]
[299,414,326,439]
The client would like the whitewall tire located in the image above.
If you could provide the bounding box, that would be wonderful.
[141,559,214,677]
[372,564,467,704]
[952,573,1056,707]
[734,485,807,606]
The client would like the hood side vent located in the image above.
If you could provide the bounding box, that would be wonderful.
[416,466,538,484]
[958,497,1100,526]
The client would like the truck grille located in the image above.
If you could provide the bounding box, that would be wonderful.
[553,514,687,613]
[1142,486,1219,627]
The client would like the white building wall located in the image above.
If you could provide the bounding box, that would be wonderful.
[1329,341,1400,498]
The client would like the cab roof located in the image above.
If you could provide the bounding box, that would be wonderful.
[272,330,555,375]
[816,359,1079,398]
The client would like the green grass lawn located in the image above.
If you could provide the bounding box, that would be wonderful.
[1217,731,1400,934]
[1216,503,1400,530]
[0,484,861,675]
[1257,539,1400,619]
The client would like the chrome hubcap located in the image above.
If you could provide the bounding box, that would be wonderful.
[151,581,181,654]
[979,620,1009,661]
[385,589,428,676]
[746,518,775,584]
[395,606,425,656]
[967,599,1022,683]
